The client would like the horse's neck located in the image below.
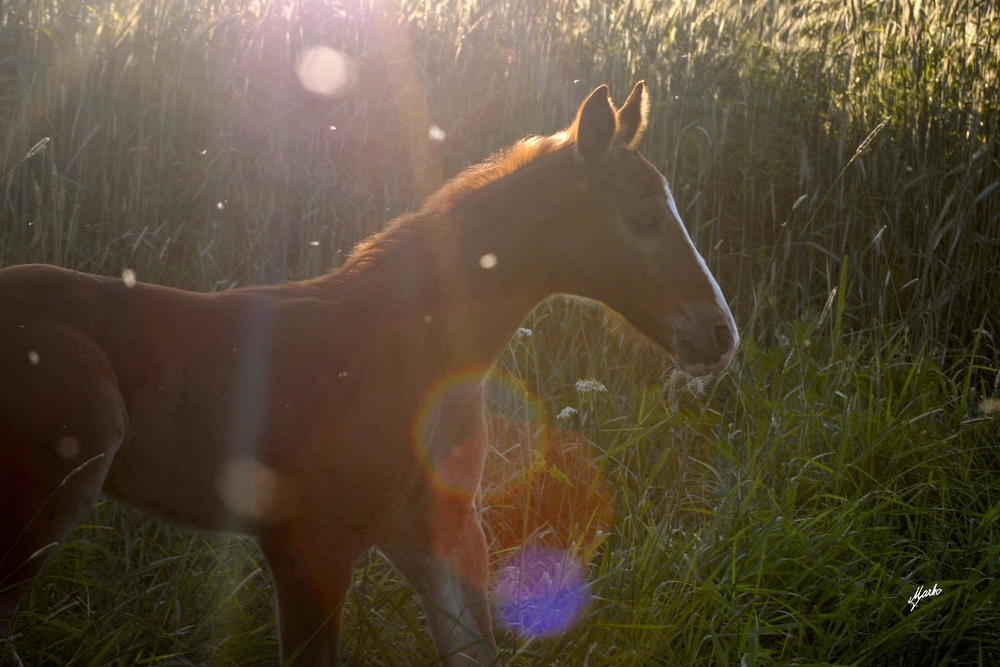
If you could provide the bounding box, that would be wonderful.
[318,149,580,371]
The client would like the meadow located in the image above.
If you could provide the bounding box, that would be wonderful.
[2,0,1000,664]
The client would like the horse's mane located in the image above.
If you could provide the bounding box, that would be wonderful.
[418,130,572,214]
[329,129,573,286]
[324,222,418,288]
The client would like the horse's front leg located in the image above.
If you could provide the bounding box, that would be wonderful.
[261,531,355,667]
[384,497,498,667]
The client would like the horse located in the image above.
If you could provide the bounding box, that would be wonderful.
[0,82,738,667]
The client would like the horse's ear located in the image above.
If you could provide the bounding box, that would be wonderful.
[574,85,617,164]
[616,81,648,147]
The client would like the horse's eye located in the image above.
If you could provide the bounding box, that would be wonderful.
[627,216,662,238]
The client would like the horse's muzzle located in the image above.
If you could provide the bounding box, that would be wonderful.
[675,316,739,376]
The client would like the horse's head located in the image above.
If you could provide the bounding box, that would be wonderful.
[557,83,739,376]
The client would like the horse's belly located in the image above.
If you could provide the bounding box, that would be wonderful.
[102,428,243,532]
[101,405,397,537]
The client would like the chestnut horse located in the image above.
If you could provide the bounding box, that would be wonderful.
[0,82,738,666]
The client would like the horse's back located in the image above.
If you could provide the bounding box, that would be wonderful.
[0,264,112,333]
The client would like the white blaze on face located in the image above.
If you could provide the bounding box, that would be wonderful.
[662,177,740,360]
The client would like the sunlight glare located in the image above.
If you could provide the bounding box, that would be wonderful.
[216,458,288,523]
[295,47,355,98]
[428,125,446,142]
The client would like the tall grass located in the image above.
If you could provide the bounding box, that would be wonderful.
[2,0,999,664]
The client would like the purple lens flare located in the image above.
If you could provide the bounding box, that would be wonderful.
[494,546,591,637]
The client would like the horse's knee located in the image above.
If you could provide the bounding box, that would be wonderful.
[426,499,489,592]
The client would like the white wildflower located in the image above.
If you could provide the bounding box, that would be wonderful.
[982,397,1000,416]
[515,327,532,339]
[556,407,577,420]
[575,379,607,394]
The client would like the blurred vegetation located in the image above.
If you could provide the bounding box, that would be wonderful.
[2,0,999,664]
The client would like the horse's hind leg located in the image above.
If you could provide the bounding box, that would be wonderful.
[0,323,126,667]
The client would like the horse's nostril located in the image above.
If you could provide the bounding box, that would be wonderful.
[713,323,734,354]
